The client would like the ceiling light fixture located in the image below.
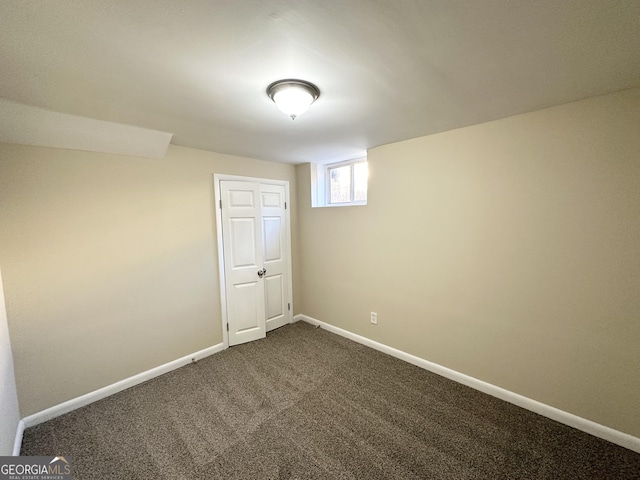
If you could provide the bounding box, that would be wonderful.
[267,79,320,120]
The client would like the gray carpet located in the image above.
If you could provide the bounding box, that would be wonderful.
[21,321,640,479]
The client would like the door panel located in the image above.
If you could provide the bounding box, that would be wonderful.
[220,181,266,346]
[233,281,260,332]
[263,217,282,262]
[261,191,281,207]
[230,218,257,267]
[265,274,284,320]
[228,189,256,207]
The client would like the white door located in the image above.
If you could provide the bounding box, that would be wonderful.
[260,183,290,332]
[219,179,291,346]
[220,181,266,346]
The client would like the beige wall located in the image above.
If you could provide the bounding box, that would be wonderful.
[0,143,299,416]
[0,267,21,455]
[296,87,640,437]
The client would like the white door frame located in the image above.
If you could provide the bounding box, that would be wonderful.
[214,174,293,348]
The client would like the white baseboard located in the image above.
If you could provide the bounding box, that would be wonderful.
[294,314,640,454]
[12,420,24,456]
[21,342,225,429]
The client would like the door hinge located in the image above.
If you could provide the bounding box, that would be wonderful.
[288,303,291,311]
[226,323,229,332]
[285,201,287,210]
[219,200,222,209]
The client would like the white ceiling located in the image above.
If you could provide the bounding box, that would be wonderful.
[1,1,639,164]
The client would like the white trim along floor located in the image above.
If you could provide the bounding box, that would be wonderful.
[14,315,640,456]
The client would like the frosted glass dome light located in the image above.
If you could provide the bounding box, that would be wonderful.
[267,79,320,120]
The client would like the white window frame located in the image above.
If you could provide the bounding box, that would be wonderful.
[311,158,367,208]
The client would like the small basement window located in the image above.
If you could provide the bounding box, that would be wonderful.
[311,158,368,208]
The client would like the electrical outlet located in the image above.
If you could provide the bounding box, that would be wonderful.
[370,312,378,325]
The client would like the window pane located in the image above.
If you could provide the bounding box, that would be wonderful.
[329,165,352,203]
[353,162,368,202]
